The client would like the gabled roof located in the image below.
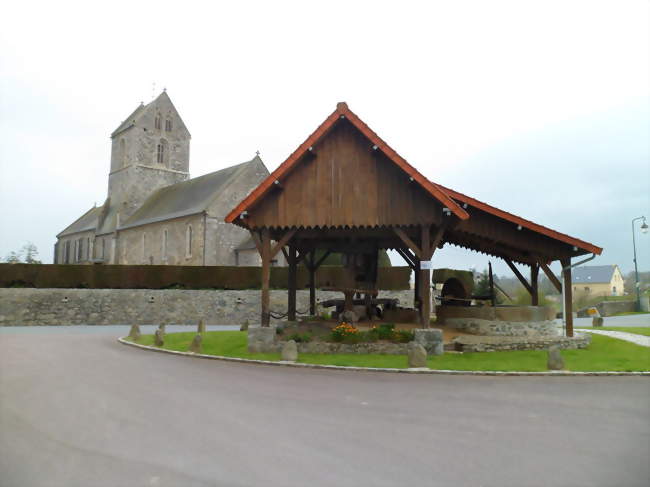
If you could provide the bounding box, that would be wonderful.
[57,206,102,238]
[225,102,470,224]
[110,91,191,138]
[120,156,264,230]
[439,185,603,255]
[572,265,619,284]
[111,102,146,137]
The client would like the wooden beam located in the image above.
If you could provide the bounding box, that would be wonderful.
[428,224,447,257]
[561,258,573,337]
[308,250,316,315]
[393,227,422,259]
[504,259,533,295]
[314,249,332,270]
[287,245,297,321]
[531,264,539,306]
[250,230,262,254]
[539,262,562,293]
[396,248,416,270]
[488,262,496,307]
[269,229,296,259]
[421,225,431,259]
[260,228,271,327]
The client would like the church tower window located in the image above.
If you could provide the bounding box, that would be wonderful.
[154,114,161,130]
[156,139,168,165]
[186,225,192,258]
[165,119,172,132]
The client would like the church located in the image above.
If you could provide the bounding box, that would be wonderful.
[55,91,278,267]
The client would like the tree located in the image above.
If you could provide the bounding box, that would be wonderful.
[1,243,41,264]
[3,251,22,264]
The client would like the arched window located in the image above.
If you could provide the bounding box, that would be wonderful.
[186,225,192,258]
[154,114,161,130]
[156,139,168,166]
[165,118,172,131]
[162,229,168,260]
[119,138,126,166]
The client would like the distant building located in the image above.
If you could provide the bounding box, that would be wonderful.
[572,265,625,297]
[55,91,279,266]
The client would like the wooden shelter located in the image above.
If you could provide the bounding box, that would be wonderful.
[225,102,602,336]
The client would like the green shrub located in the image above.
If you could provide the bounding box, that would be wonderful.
[331,322,360,342]
[375,323,396,340]
[394,330,414,343]
[288,332,312,343]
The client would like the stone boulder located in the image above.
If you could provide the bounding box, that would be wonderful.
[592,316,604,327]
[547,345,564,370]
[240,320,249,331]
[188,334,203,354]
[407,342,428,368]
[414,328,444,355]
[247,326,277,353]
[128,324,141,341]
[281,340,298,362]
[341,310,359,323]
[154,328,165,347]
[197,319,206,334]
[158,323,166,334]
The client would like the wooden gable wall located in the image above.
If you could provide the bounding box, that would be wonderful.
[246,120,446,229]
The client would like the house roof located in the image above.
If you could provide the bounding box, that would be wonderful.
[57,206,102,238]
[225,102,470,224]
[119,156,264,230]
[572,265,619,284]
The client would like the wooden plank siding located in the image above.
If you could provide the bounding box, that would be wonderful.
[245,120,446,230]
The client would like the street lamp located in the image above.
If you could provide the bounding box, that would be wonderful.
[632,216,648,311]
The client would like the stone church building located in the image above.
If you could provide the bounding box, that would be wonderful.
[55,91,277,266]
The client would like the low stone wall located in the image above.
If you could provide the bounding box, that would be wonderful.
[437,305,556,322]
[440,318,558,337]
[452,333,591,353]
[0,288,413,326]
[596,300,635,317]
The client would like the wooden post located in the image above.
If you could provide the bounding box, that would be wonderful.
[561,257,573,337]
[287,245,297,321]
[260,228,271,327]
[413,256,421,311]
[308,250,316,316]
[488,262,495,307]
[420,225,431,328]
[531,264,539,306]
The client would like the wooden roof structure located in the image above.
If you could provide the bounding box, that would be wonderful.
[226,102,602,334]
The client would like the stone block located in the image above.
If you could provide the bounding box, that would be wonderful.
[547,345,564,370]
[414,328,444,355]
[247,326,277,353]
[154,328,164,347]
[240,320,249,331]
[188,334,202,353]
[407,342,428,368]
[197,319,205,334]
[128,324,141,340]
[592,316,604,327]
[281,340,298,362]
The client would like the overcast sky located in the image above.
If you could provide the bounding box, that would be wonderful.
[1,0,648,277]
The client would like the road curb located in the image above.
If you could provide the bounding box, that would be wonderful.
[117,338,650,377]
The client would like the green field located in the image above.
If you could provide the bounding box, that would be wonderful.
[126,331,650,372]
[577,326,650,337]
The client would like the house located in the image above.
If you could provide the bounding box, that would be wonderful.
[572,265,625,296]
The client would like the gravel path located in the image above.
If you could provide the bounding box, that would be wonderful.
[580,329,650,347]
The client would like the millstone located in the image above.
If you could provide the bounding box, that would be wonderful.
[188,334,203,353]
[547,345,564,370]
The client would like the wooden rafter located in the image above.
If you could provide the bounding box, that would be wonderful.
[504,259,533,294]
[539,262,562,293]
[393,227,422,259]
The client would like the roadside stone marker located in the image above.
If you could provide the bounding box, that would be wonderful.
[414,328,444,355]
[128,324,141,341]
[188,334,203,353]
[154,328,165,347]
[281,340,298,362]
[547,345,564,370]
[407,342,427,368]
[197,319,206,334]
[158,323,166,333]
[247,326,276,353]
[592,316,604,327]
[240,320,249,331]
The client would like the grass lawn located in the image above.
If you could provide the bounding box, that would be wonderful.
[577,326,650,337]
[126,331,650,372]
[613,311,650,316]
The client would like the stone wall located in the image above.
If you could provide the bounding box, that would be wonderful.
[596,300,635,317]
[452,333,591,352]
[0,288,413,326]
[441,318,559,336]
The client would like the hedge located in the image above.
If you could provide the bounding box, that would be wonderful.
[0,264,410,290]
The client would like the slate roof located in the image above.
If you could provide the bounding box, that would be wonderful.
[57,206,102,238]
[119,156,263,230]
[572,265,618,284]
[111,102,146,137]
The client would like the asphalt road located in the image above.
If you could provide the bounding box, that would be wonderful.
[1,327,649,487]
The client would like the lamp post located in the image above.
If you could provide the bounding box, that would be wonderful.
[632,216,648,311]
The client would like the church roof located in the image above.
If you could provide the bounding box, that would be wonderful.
[110,91,190,138]
[119,156,265,230]
[57,206,103,238]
